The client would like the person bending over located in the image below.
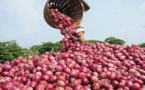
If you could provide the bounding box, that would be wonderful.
[75,0,90,44]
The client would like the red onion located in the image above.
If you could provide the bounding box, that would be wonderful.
[57,75,66,81]
[65,86,73,90]
[3,64,11,71]
[56,80,66,87]
[21,76,27,83]
[107,72,116,80]
[30,81,37,88]
[54,87,65,90]
[84,86,91,90]
[32,75,42,82]
[49,75,57,82]
[61,53,69,60]
[92,83,100,90]
[112,80,119,88]
[63,67,71,74]
[126,81,133,88]
[81,77,89,85]
[46,83,53,90]
[45,70,53,76]
[90,75,98,83]
[55,65,63,72]
[131,83,141,90]
[142,64,145,70]
[70,78,81,87]
[43,75,49,81]
[74,85,84,90]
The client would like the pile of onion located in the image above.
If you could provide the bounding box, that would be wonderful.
[0,9,145,90]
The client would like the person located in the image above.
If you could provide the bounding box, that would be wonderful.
[75,0,90,44]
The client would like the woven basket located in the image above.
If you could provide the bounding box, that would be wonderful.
[44,0,83,28]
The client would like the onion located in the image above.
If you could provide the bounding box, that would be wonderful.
[107,72,116,80]
[55,65,63,72]
[81,77,89,85]
[84,86,91,90]
[39,80,48,86]
[70,70,79,78]
[65,86,73,90]
[54,87,65,90]
[142,64,145,70]
[0,67,2,73]
[74,85,84,90]
[45,70,53,76]
[140,75,145,82]
[112,80,119,88]
[21,76,27,83]
[43,75,49,81]
[70,79,81,87]
[131,83,141,90]
[41,67,47,73]
[61,53,69,60]
[90,75,98,83]
[56,80,66,87]
[57,75,66,81]
[78,72,86,79]
[32,75,42,82]
[118,82,126,88]
[30,81,37,88]
[92,83,100,90]
[126,81,133,88]
[63,67,71,74]
[3,64,11,71]
[129,68,137,75]
[46,83,53,90]
[100,72,107,79]
[49,75,57,82]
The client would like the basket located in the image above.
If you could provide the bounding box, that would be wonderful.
[44,0,83,28]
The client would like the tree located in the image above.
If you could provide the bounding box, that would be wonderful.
[86,40,103,43]
[139,43,145,47]
[0,40,39,63]
[105,37,125,45]
[30,42,62,54]
[0,40,23,63]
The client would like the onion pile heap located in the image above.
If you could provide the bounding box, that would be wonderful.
[49,9,80,49]
[0,9,145,90]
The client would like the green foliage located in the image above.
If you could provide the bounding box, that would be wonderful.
[0,40,23,63]
[139,43,145,47]
[30,42,62,55]
[105,37,126,45]
[86,40,103,43]
[0,40,39,63]
[0,41,62,63]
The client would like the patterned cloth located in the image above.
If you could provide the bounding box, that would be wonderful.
[76,23,85,33]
